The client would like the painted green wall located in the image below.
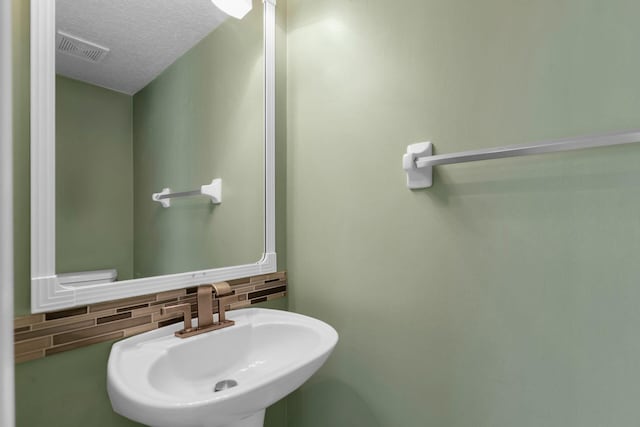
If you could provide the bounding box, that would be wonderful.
[286,0,640,426]
[132,1,264,278]
[12,0,30,318]
[13,0,288,426]
[56,75,134,280]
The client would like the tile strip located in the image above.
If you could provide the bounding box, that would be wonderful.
[53,315,152,345]
[14,271,287,363]
[45,332,125,356]
[15,350,45,364]
[15,319,96,342]
[45,306,88,321]
[14,314,44,329]
[248,285,287,300]
[96,312,132,325]
[15,336,51,355]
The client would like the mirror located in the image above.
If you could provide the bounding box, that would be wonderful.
[31,0,277,312]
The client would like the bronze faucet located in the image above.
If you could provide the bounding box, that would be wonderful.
[161,282,235,338]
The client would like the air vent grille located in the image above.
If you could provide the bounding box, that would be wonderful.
[56,31,109,63]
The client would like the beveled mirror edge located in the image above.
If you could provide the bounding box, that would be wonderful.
[30,0,277,313]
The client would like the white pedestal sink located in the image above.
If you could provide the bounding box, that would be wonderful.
[107,308,338,427]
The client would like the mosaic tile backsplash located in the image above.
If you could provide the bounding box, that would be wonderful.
[14,271,287,363]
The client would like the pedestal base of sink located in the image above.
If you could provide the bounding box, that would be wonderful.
[217,410,265,427]
[224,409,265,427]
[164,410,264,427]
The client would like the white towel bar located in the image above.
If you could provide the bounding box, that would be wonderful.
[403,129,640,189]
[152,178,222,208]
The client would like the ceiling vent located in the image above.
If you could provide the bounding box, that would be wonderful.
[56,31,109,63]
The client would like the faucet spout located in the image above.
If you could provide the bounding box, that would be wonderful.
[164,282,236,338]
[197,285,214,328]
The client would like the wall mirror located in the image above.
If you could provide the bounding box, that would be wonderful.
[31,0,276,313]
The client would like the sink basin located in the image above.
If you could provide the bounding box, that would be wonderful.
[107,308,338,427]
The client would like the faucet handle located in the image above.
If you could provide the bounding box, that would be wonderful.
[212,281,232,297]
[211,281,234,323]
[161,303,193,331]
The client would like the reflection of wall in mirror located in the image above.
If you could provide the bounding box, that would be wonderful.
[55,1,264,281]
[56,75,134,280]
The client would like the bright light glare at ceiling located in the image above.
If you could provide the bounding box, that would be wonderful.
[211,0,253,19]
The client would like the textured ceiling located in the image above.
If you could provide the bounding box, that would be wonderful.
[56,0,229,95]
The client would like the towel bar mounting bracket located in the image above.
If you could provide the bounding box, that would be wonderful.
[403,142,433,189]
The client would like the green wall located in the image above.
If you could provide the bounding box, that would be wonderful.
[13,0,288,425]
[286,0,640,426]
[132,1,264,278]
[56,76,134,280]
[12,0,30,318]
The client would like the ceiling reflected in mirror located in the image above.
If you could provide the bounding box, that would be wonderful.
[55,0,230,94]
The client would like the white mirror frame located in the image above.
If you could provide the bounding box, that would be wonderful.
[30,0,277,313]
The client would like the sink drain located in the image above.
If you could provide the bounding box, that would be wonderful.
[214,379,238,392]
